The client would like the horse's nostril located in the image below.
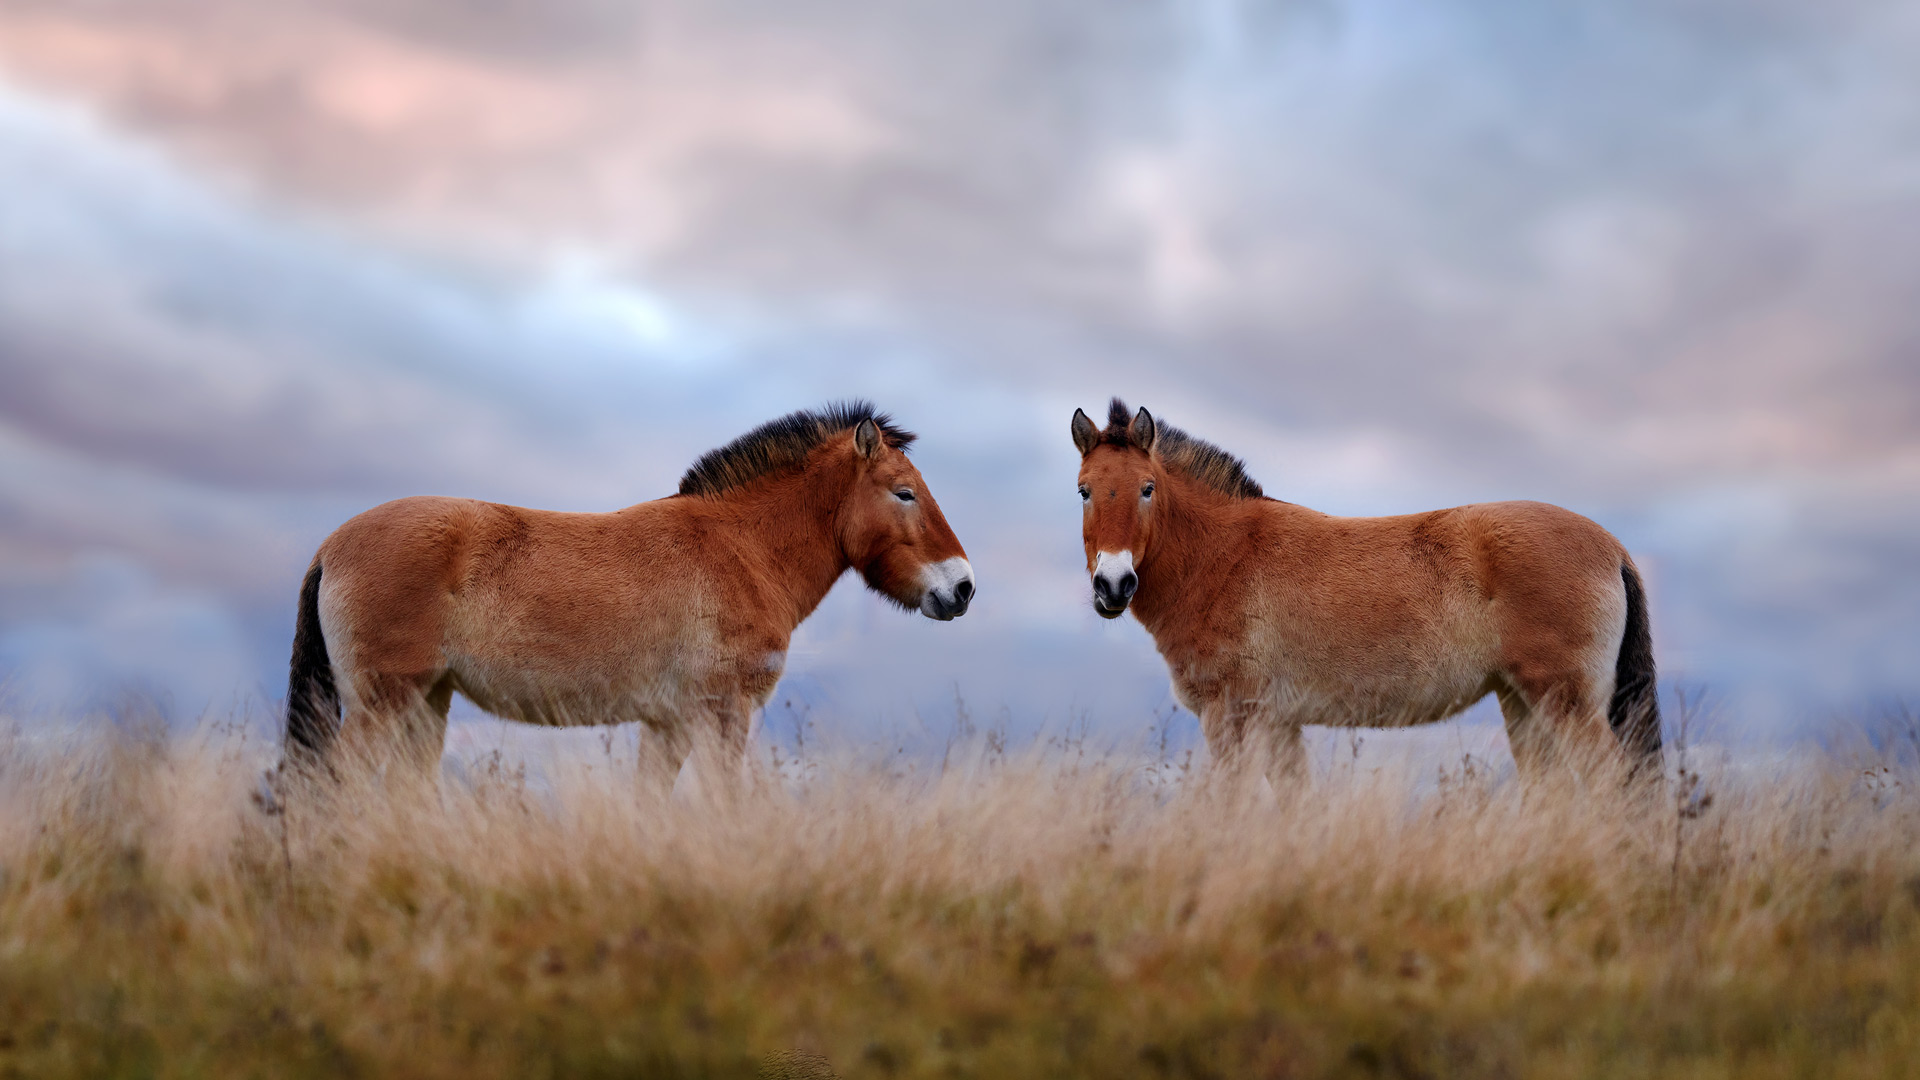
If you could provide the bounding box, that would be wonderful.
[1118,571,1138,599]
[955,579,974,604]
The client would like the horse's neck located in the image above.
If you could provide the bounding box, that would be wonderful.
[708,467,855,631]
[1133,478,1263,637]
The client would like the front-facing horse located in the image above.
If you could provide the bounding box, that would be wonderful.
[1071,399,1660,788]
[286,403,974,787]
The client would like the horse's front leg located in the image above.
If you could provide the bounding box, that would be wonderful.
[673,694,754,805]
[710,696,754,796]
[1258,720,1306,800]
[1200,688,1302,800]
[1198,690,1259,793]
[639,721,693,798]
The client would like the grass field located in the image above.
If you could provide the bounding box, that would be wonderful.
[2,713,1918,1079]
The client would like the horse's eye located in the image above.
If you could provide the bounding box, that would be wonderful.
[894,489,916,503]
[1141,483,1155,499]
[1078,485,1091,501]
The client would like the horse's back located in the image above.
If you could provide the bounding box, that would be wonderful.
[319,495,483,581]
[320,494,703,600]
[1451,500,1625,571]
[316,494,595,624]
[1222,498,1628,727]
[447,500,722,660]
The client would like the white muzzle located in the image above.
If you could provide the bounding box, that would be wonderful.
[919,557,975,620]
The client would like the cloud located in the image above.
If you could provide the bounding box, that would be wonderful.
[0,551,257,717]
[0,0,1917,738]
[0,83,1157,732]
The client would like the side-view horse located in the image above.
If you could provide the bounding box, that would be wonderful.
[1071,399,1660,788]
[286,403,974,787]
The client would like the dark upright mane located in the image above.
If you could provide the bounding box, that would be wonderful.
[678,401,917,497]
[1101,398,1263,500]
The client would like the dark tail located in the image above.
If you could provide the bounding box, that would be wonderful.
[285,558,340,768]
[1608,560,1662,772]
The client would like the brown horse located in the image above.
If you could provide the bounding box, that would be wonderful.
[286,403,974,785]
[1072,399,1660,786]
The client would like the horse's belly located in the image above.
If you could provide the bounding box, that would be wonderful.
[447,650,706,728]
[440,576,749,726]
[1269,667,1494,728]
[1256,616,1499,728]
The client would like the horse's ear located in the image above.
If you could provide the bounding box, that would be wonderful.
[1071,408,1099,457]
[853,418,882,459]
[1129,407,1156,453]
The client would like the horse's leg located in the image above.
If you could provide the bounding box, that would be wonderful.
[1197,698,1241,772]
[639,722,694,797]
[1495,572,1629,780]
[685,697,753,803]
[1199,691,1272,798]
[336,668,451,780]
[1259,722,1307,801]
[1496,682,1551,779]
[325,562,453,780]
[403,675,454,775]
[1499,672,1618,782]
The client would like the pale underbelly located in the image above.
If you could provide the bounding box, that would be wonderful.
[1249,612,1500,728]
[1173,653,1499,729]
[444,652,721,729]
[1265,672,1499,728]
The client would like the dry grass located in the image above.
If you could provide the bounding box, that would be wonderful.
[1,715,1918,1079]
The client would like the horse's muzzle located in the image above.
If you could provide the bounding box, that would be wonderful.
[1091,562,1137,619]
[918,558,975,621]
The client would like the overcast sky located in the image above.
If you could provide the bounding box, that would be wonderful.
[2,0,1916,749]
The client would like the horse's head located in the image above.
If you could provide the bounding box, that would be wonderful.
[1071,399,1164,620]
[839,418,975,620]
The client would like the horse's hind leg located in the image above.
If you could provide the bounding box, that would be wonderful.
[320,554,456,779]
[405,676,454,773]
[1494,563,1631,780]
[337,669,453,779]
[1498,674,1617,782]
[1496,683,1550,778]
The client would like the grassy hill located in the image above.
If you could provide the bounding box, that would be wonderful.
[1,718,1916,1078]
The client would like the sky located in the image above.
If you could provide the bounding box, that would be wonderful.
[1,0,1917,752]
